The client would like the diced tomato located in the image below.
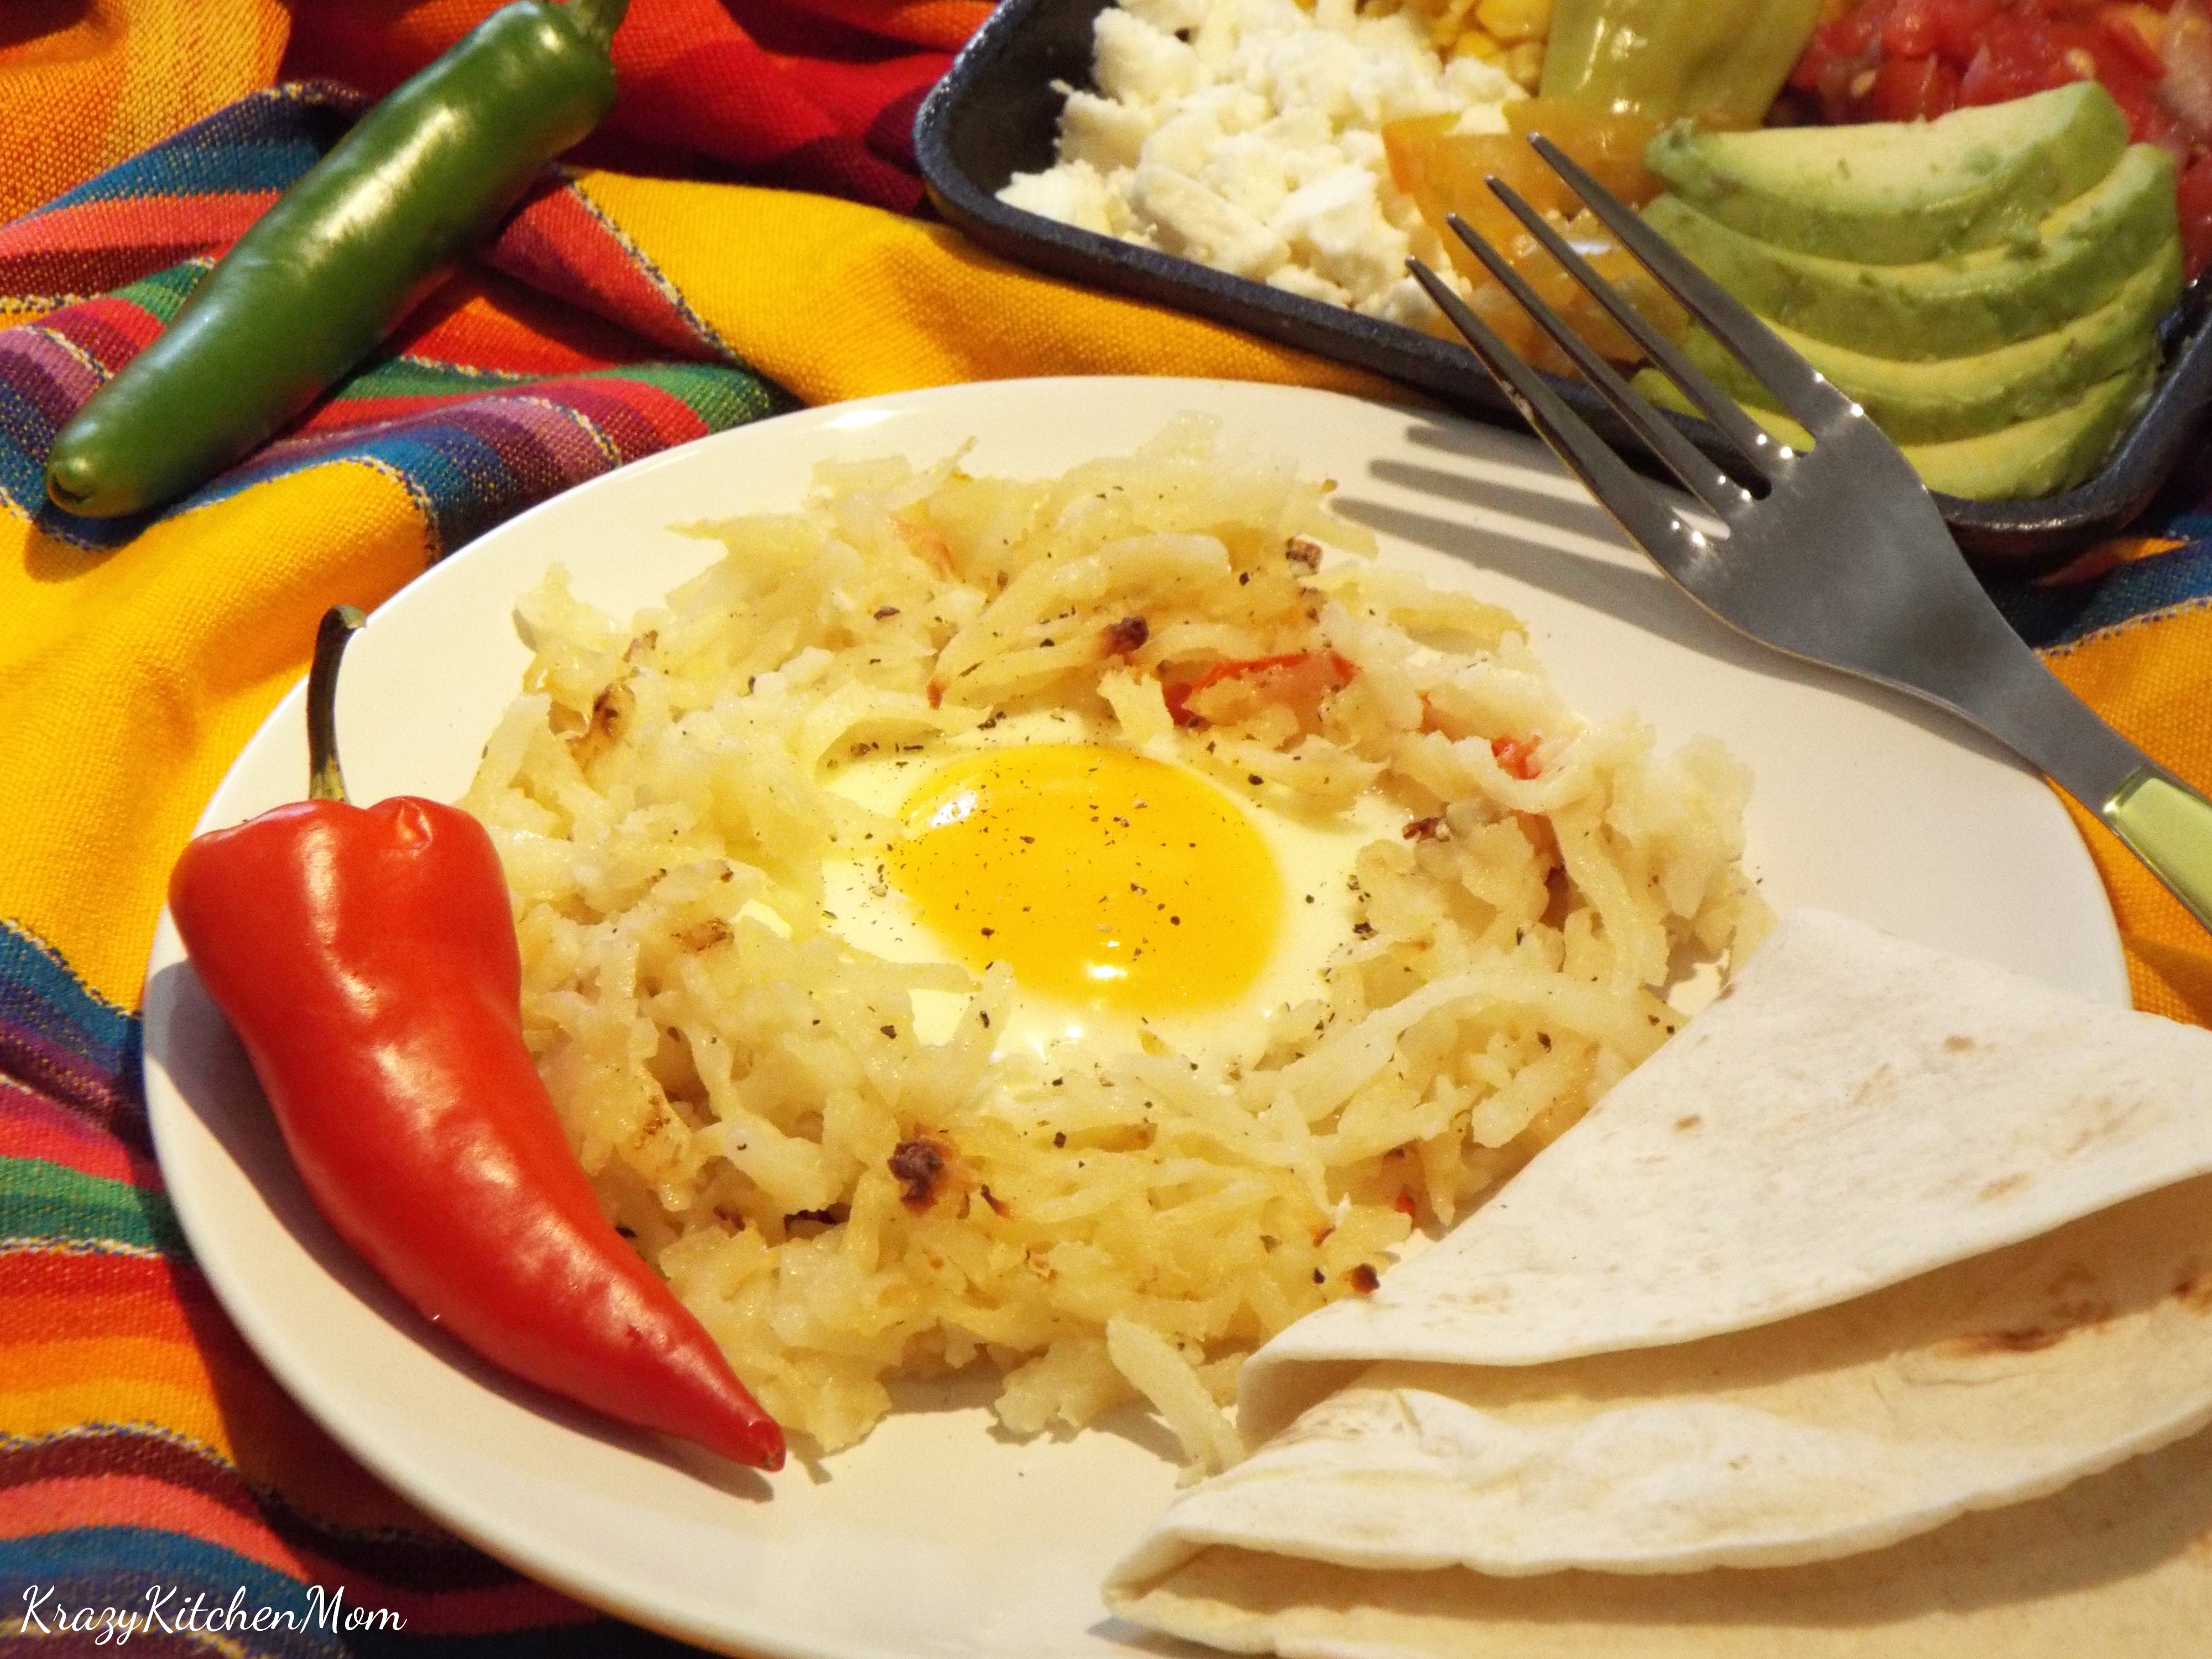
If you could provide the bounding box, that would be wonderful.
[1880,0,1946,59]
[1828,4,1882,56]
[1867,52,1964,116]
[1934,0,2008,60]
[2176,150,2212,275]
[1791,0,2200,155]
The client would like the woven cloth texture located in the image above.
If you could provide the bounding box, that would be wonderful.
[2,2,2209,1651]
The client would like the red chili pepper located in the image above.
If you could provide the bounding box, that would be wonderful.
[169,607,783,1472]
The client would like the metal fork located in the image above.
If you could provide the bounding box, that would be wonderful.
[1407,135,2212,938]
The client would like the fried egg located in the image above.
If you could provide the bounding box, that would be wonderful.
[819,708,1397,1073]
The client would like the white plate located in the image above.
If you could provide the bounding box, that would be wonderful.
[142,379,2127,1659]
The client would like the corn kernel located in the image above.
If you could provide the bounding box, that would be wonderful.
[1477,0,1553,45]
[1451,28,1508,62]
[1506,38,1546,87]
[1423,0,1480,50]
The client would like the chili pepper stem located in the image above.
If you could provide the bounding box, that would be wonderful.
[565,0,631,48]
[308,606,368,803]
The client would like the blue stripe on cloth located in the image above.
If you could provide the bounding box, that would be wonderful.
[20,85,359,219]
[181,366,781,556]
[0,341,74,523]
[3,1529,358,1657]
[1996,538,2212,651]
[0,921,134,1077]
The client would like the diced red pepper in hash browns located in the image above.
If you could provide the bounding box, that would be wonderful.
[1491,735,1541,779]
[1164,650,1359,729]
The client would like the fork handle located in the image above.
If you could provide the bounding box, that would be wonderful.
[1917,609,2212,941]
[2103,768,2212,937]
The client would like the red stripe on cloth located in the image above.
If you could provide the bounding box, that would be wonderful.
[0,1020,155,1161]
[5,326,107,422]
[619,35,925,208]
[299,371,716,452]
[485,182,722,363]
[756,43,952,139]
[279,0,945,211]
[0,192,274,258]
[551,375,716,458]
[2,1428,534,1598]
[0,193,272,295]
[1,1252,185,1342]
[391,268,657,376]
[0,1475,299,1569]
[296,392,489,433]
[0,1085,156,1186]
[785,0,993,51]
[42,294,170,373]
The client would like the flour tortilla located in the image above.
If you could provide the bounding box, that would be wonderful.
[1108,1172,2212,1584]
[1243,909,2212,1442]
[1106,1417,2212,1659]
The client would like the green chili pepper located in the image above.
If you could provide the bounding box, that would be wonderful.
[45,0,630,519]
[1540,0,1822,127]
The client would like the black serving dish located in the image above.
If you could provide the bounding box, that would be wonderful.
[915,0,2212,574]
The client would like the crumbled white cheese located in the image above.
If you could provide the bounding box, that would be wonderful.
[998,0,1520,324]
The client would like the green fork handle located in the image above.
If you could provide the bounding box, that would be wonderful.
[2104,769,2212,937]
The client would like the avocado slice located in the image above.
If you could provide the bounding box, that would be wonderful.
[1677,237,2179,444]
[1645,81,2130,263]
[1644,144,2178,358]
[1908,362,2156,499]
[1634,358,2156,500]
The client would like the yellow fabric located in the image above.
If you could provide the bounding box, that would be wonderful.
[571,170,1401,404]
[0,461,429,1008]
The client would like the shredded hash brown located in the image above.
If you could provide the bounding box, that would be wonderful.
[461,418,1770,1464]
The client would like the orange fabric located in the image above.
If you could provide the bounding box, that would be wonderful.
[0,0,289,225]
[2046,597,2212,1023]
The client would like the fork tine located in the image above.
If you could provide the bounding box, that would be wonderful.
[1466,186,1781,487]
[1525,132,1856,438]
[1406,256,1724,588]
[1441,206,1752,518]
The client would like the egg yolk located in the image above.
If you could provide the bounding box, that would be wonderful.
[891,744,1284,1016]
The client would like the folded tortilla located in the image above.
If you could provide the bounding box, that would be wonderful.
[1112,1172,2212,1582]
[1106,910,2212,1648]
[1243,909,2212,1441]
[1109,1420,2212,1659]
